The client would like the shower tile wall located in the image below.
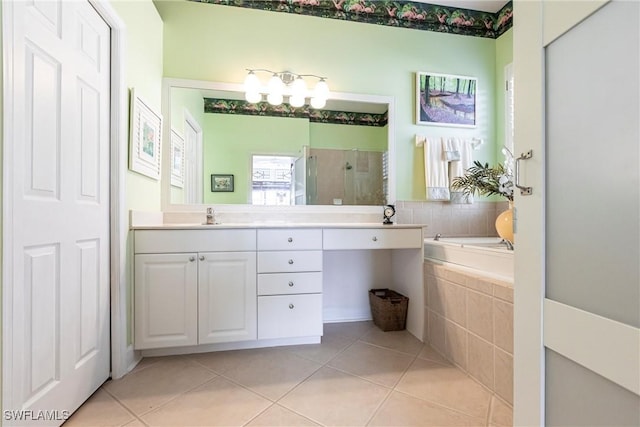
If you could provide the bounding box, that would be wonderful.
[396,201,508,237]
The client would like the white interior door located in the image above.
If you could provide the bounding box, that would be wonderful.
[184,110,203,204]
[3,0,111,423]
[514,1,640,425]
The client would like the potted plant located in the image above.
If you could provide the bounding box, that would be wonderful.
[450,161,514,202]
[451,148,515,243]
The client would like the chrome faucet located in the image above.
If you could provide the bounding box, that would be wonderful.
[434,233,442,241]
[501,239,514,250]
[206,207,215,225]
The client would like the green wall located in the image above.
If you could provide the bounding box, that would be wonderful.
[202,114,309,203]
[495,28,514,164]
[110,0,164,345]
[309,123,387,152]
[113,0,165,213]
[155,1,498,201]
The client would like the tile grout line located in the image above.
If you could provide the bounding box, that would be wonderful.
[111,372,222,421]
[363,348,421,426]
[95,386,150,427]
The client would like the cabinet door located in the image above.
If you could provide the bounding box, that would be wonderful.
[198,252,257,344]
[134,254,198,349]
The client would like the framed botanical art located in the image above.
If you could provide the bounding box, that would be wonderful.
[416,72,477,128]
[170,129,185,188]
[211,174,234,192]
[129,88,163,179]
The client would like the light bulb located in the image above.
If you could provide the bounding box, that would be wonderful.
[291,77,307,98]
[267,92,283,106]
[314,79,329,99]
[267,74,284,95]
[243,71,261,94]
[289,95,305,108]
[310,96,326,109]
[245,91,261,103]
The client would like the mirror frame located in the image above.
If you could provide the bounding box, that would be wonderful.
[161,78,396,213]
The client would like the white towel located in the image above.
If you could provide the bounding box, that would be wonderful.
[448,138,474,204]
[443,138,461,161]
[422,136,450,200]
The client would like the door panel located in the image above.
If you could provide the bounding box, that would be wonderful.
[198,252,257,344]
[515,0,640,424]
[545,0,639,327]
[5,0,111,422]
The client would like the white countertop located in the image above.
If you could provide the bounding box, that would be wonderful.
[131,222,424,230]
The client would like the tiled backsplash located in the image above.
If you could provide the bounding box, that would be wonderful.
[396,200,509,237]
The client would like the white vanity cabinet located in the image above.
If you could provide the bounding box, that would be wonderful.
[134,253,198,349]
[134,229,257,350]
[198,252,256,344]
[257,229,323,339]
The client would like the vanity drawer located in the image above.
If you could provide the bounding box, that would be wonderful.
[257,272,322,296]
[258,294,323,339]
[323,228,422,250]
[135,229,257,253]
[257,250,323,273]
[257,229,322,251]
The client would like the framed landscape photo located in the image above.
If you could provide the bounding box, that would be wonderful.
[211,174,234,192]
[416,72,477,128]
[129,88,163,179]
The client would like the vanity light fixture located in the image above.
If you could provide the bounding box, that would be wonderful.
[243,69,329,108]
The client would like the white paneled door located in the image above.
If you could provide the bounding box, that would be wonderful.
[4,0,111,424]
[514,0,640,425]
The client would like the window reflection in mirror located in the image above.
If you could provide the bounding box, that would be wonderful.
[251,155,295,206]
[166,84,390,207]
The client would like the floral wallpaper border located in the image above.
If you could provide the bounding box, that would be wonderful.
[190,0,513,39]
[204,98,389,127]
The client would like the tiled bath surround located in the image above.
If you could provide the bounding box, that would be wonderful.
[396,201,509,237]
[423,260,514,407]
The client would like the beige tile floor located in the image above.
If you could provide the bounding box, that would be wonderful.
[65,322,512,427]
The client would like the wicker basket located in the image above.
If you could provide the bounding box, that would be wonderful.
[368,288,409,332]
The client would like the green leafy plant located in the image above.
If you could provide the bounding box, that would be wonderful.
[451,160,514,201]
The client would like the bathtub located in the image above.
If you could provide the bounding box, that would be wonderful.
[423,237,514,281]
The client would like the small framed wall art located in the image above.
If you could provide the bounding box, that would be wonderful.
[211,174,234,192]
[129,88,163,179]
[170,129,185,188]
[416,72,477,128]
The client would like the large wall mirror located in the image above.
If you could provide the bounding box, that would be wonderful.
[161,78,396,211]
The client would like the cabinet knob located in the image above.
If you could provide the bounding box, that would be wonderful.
[288,259,294,265]
[189,256,196,262]
[372,236,378,242]
[289,303,295,309]
[287,237,293,243]
[288,281,294,287]
[199,255,205,261]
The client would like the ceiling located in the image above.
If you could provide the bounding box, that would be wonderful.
[413,0,509,13]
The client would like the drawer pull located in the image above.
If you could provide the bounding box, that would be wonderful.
[288,259,294,265]
[288,281,294,287]
[189,256,196,262]
[198,255,205,261]
[287,237,293,242]
[372,236,378,242]
[289,303,295,309]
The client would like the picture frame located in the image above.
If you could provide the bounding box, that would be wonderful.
[129,88,163,179]
[416,72,477,128]
[170,129,185,188]
[211,174,234,192]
